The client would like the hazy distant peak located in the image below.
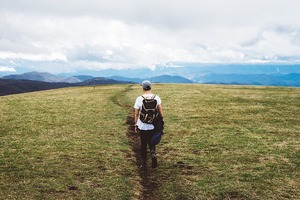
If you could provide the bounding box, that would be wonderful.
[3,71,65,82]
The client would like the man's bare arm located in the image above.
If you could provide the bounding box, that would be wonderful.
[157,104,163,118]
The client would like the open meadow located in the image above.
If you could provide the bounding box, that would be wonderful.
[1,84,299,199]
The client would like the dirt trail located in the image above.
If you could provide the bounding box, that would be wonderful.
[126,115,160,200]
[112,85,159,200]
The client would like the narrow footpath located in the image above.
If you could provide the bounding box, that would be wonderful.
[111,85,159,200]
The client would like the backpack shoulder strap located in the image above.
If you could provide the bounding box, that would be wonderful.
[141,95,156,99]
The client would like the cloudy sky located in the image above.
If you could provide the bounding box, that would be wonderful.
[1,0,300,73]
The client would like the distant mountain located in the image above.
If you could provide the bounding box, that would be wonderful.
[76,77,133,86]
[2,71,195,84]
[197,73,300,87]
[2,65,300,89]
[0,73,195,96]
[109,76,143,83]
[0,79,72,96]
[2,72,94,83]
[73,75,94,81]
[3,71,66,82]
[56,64,300,79]
[109,75,194,83]
[63,77,82,83]
[149,75,194,83]
[110,75,193,83]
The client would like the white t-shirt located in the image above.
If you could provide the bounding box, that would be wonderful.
[134,94,161,130]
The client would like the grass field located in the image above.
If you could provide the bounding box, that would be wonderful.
[1,84,300,199]
[0,86,139,199]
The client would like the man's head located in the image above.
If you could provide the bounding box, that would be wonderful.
[142,80,152,91]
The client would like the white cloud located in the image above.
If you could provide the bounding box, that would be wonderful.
[0,66,16,72]
[0,51,67,62]
[1,0,300,73]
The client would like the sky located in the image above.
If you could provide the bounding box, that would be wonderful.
[1,0,300,74]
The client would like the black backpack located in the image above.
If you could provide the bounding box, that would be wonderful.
[139,95,159,124]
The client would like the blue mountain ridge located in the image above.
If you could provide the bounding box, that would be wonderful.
[2,72,194,84]
[0,73,194,96]
[1,64,300,88]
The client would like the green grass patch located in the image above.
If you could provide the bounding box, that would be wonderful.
[126,84,300,199]
[1,84,300,199]
[0,86,138,199]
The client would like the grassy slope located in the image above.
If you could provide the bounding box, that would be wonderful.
[0,86,139,199]
[126,84,300,199]
[1,84,300,199]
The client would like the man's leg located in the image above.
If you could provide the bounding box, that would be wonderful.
[140,131,148,169]
[148,132,158,168]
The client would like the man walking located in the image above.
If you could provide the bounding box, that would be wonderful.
[134,80,163,169]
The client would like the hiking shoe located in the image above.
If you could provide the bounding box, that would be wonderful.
[151,152,158,168]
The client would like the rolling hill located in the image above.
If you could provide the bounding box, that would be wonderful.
[0,79,72,96]
[0,76,131,96]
